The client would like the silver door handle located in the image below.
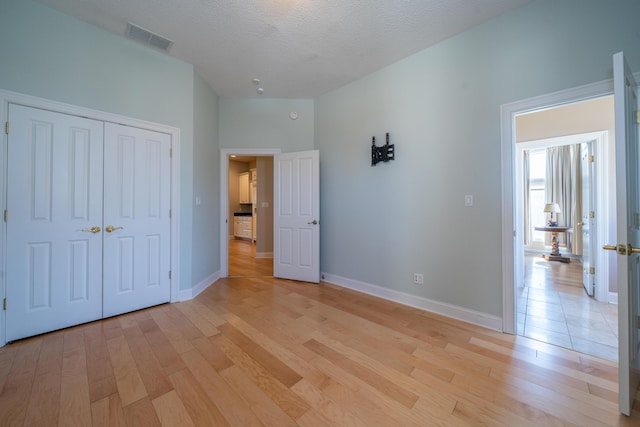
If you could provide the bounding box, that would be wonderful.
[307,220,318,225]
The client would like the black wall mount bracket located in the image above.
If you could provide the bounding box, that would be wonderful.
[371,132,395,166]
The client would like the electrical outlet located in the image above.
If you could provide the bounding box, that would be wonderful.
[413,273,424,285]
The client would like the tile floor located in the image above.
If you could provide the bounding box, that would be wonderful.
[517,253,619,361]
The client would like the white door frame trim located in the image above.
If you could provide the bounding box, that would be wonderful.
[0,89,181,347]
[220,148,281,278]
[500,79,614,334]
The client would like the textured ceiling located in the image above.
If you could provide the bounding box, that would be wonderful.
[35,0,531,98]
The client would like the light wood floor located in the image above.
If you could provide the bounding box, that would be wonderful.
[0,246,640,427]
[228,239,273,278]
[1,258,639,425]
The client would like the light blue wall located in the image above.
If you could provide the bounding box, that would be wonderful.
[3,0,639,321]
[314,0,640,317]
[219,98,314,151]
[192,72,220,285]
[0,0,203,290]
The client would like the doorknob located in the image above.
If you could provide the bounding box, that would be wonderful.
[105,225,124,233]
[307,220,318,225]
[81,226,101,233]
[602,243,639,256]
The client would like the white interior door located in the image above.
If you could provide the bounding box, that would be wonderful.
[5,105,104,341]
[102,123,171,317]
[612,51,640,416]
[580,141,596,296]
[274,150,320,283]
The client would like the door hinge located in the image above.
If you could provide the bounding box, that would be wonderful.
[4,122,8,135]
[169,209,172,219]
[589,267,595,275]
[168,271,172,280]
[170,148,172,158]
[3,298,6,310]
[3,210,7,222]
[589,211,595,219]
[588,155,594,163]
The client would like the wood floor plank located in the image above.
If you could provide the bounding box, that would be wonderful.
[122,325,173,400]
[303,338,420,409]
[106,335,148,407]
[90,394,127,427]
[58,346,92,427]
[173,300,220,337]
[180,348,264,426]
[84,324,118,403]
[218,322,303,388]
[121,396,161,427]
[152,390,196,427]
[291,378,369,427]
[23,333,64,426]
[0,339,42,426]
[149,306,195,355]
[168,368,230,427]
[0,344,17,392]
[211,334,310,420]
[138,318,186,375]
[220,365,297,427]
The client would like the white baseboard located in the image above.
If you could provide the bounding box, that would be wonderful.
[176,271,219,302]
[256,252,273,259]
[609,292,618,305]
[320,272,503,332]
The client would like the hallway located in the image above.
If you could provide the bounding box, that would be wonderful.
[228,238,273,278]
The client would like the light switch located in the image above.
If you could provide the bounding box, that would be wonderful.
[261,202,269,208]
[464,195,473,207]
[195,196,201,206]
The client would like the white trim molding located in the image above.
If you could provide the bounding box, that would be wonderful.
[178,271,220,302]
[322,273,503,331]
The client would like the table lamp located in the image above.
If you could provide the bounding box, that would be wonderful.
[544,203,561,226]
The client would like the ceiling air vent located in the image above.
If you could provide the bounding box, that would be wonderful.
[126,22,173,52]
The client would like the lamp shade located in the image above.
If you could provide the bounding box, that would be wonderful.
[544,203,561,214]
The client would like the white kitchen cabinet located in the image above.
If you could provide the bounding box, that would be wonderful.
[239,172,250,203]
[234,216,252,239]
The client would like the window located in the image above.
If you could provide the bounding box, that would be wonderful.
[528,149,546,244]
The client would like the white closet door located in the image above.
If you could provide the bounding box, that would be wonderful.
[5,104,104,341]
[102,123,171,317]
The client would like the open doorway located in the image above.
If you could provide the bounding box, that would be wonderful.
[220,148,281,279]
[506,92,620,361]
[228,156,274,277]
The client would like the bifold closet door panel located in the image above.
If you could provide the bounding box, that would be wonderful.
[5,104,104,341]
[102,123,171,318]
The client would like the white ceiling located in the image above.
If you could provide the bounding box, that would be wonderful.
[35,0,531,99]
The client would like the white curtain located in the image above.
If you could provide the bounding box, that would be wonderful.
[545,145,582,255]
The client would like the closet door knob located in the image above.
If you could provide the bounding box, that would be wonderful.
[81,226,101,233]
[105,225,124,233]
